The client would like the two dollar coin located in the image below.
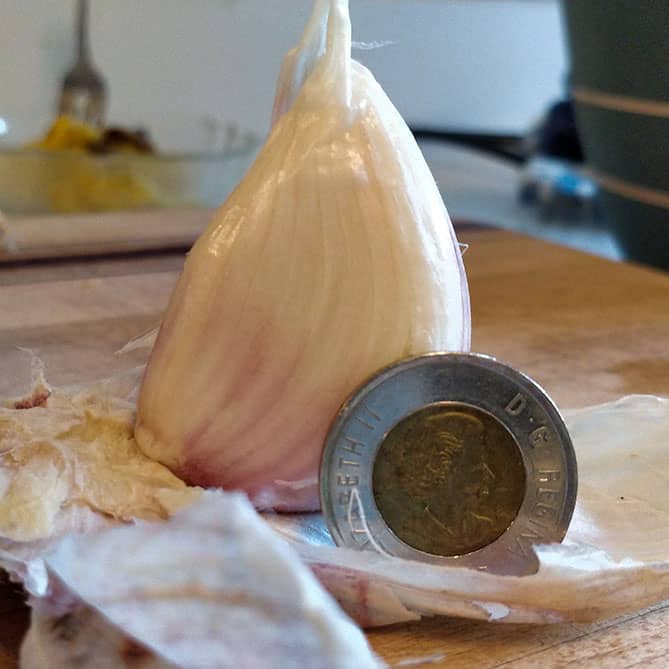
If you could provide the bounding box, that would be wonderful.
[320,353,578,576]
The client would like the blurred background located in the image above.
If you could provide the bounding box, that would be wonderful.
[0,0,666,268]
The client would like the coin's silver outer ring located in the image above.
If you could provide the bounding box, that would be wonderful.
[319,352,578,576]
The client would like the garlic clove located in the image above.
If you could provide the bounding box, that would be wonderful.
[135,0,470,510]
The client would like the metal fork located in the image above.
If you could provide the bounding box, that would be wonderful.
[58,0,107,127]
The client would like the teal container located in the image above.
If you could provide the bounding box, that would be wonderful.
[562,1,669,269]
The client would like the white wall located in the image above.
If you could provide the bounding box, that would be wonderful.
[0,0,567,144]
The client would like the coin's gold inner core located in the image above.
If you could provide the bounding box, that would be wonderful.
[372,403,526,556]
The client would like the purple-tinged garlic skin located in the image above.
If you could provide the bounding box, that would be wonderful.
[28,491,378,668]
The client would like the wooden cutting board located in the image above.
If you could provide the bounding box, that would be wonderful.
[1,228,669,667]
[3,228,668,405]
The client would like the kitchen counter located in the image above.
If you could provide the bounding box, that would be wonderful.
[1,225,668,667]
[421,139,622,263]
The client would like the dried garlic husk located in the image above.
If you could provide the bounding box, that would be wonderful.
[22,492,379,669]
[135,0,470,510]
[0,363,199,547]
[268,396,669,626]
[3,361,668,629]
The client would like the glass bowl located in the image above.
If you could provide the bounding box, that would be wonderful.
[0,115,260,217]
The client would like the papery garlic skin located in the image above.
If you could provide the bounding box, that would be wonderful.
[135,0,470,511]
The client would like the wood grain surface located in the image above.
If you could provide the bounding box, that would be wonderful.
[0,228,668,667]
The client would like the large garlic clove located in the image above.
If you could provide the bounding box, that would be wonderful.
[135,0,470,510]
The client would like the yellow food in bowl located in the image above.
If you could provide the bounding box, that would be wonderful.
[26,116,161,213]
[28,115,101,152]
